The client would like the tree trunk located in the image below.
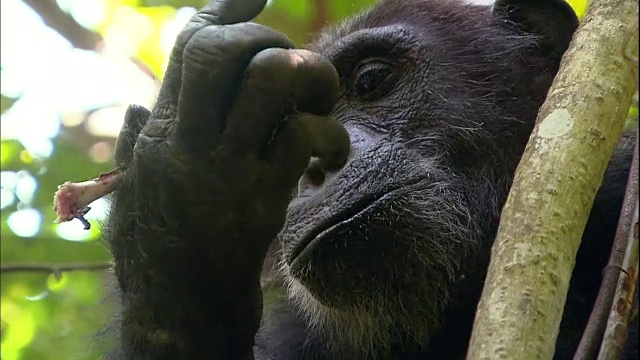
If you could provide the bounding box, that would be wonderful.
[466,0,639,358]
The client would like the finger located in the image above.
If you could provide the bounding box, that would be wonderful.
[152,0,270,119]
[265,116,313,199]
[174,23,294,155]
[288,49,341,116]
[221,48,340,155]
[198,0,268,25]
[114,104,151,166]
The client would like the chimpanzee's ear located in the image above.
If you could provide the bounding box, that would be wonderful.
[494,0,579,58]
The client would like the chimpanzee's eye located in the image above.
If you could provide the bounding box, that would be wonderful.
[352,60,398,100]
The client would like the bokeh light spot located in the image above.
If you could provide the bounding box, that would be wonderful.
[1,189,16,209]
[55,221,94,242]
[7,208,41,238]
[1,171,18,188]
[89,141,113,163]
[85,197,109,221]
[18,150,33,164]
[14,171,38,204]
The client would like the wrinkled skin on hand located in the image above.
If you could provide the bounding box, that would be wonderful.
[103,0,638,359]
[107,1,348,358]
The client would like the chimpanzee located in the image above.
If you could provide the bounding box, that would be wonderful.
[102,0,638,358]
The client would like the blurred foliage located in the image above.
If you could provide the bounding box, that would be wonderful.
[0,0,634,359]
[90,0,378,80]
[567,0,588,19]
[1,95,18,114]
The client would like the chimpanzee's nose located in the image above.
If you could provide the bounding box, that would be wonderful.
[296,125,374,197]
[297,158,326,197]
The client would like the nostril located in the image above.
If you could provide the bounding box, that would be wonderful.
[297,158,326,197]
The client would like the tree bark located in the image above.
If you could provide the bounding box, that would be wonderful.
[466,0,639,358]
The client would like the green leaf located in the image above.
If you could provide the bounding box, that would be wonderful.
[0,140,38,172]
[566,0,588,19]
[1,95,18,115]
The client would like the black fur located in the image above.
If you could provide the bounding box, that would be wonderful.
[103,0,638,359]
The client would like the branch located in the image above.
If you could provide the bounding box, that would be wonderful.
[21,0,102,50]
[310,0,330,34]
[1,261,112,277]
[466,0,639,358]
[598,195,639,359]
[575,131,639,359]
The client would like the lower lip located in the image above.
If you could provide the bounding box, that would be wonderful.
[288,194,385,267]
[287,178,424,266]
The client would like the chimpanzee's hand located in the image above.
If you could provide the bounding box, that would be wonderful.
[107,0,348,357]
[117,1,347,266]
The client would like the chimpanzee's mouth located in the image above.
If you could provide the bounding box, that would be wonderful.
[287,178,424,267]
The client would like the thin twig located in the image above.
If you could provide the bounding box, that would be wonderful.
[574,130,639,360]
[1,261,113,275]
[21,0,102,50]
[597,197,639,359]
